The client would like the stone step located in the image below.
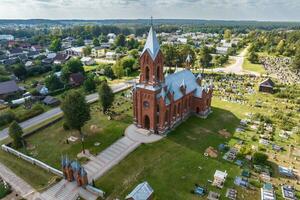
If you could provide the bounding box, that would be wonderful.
[113,142,127,151]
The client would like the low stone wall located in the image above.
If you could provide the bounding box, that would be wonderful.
[1,144,63,177]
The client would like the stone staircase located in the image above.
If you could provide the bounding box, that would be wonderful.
[41,180,78,200]
[84,136,141,180]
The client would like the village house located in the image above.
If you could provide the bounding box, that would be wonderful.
[0,80,23,100]
[81,57,95,66]
[69,72,85,87]
[65,46,84,57]
[91,47,106,58]
[132,26,213,134]
[261,183,276,200]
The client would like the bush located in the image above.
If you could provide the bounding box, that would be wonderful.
[0,112,16,127]
[15,104,45,122]
[253,152,268,165]
[63,122,70,130]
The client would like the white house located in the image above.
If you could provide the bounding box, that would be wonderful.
[105,51,116,60]
[81,57,95,66]
[0,34,14,40]
[216,47,229,55]
[212,170,228,188]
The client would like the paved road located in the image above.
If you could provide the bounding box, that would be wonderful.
[206,47,260,76]
[0,82,134,141]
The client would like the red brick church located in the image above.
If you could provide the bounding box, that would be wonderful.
[132,26,213,134]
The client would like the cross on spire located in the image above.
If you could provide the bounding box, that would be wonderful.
[150,16,153,26]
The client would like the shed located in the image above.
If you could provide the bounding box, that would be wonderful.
[43,96,60,106]
[125,181,154,200]
[259,78,275,93]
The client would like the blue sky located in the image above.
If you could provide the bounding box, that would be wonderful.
[0,0,300,21]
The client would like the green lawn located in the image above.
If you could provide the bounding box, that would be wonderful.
[243,58,266,74]
[20,92,132,169]
[95,99,260,200]
[0,149,56,191]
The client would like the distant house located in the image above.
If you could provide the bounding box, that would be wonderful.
[259,78,275,93]
[69,72,84,86]
[105,51,116,60]
[278,166,294,178]
[0,80,22,99]
[65,46,84,57]
[53,53,70,65]
[36,85,49,95]
[43,96,60,106]
[81,57,95,66]
[6,48,25,57]
[91,47,106,58]
[125,181,154,200]
[31,45,43,52]
[216,46,229,55]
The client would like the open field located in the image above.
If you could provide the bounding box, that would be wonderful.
[243,58,266,74]
[19,91,132,169]
[95,99,261,200]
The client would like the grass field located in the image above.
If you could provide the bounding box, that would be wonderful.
[20,92,132,169]
[243,58,266,74]
[95,99,261,200]
[0,145,56,191]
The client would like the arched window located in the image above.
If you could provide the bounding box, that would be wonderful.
[173,105,177,117]
[165,110,169,124]
[157,66,160,81]
[178,103,181,114]
[145,66,150,82]
[144,115,150,129]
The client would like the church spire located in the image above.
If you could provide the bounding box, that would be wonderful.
[141,20,160,60]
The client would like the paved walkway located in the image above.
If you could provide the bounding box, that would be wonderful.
[0,163,36,198]
[41,125,162,200]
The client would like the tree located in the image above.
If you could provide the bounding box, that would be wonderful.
[93,38,100,46]
[129,49,139,59]
[120,56,137,74]
[49,38,61,52]
[248,51,260,64]
[76,37,84,46]
[13,64,27,80]
[199,46,212,68]
[99,34,108,43]
[112,60,124,78]
[45,74,64,91]
[61,91,90,153]
[9,121,23,148]
[98,81,114,113]
[276,40,285,55]
[114,34,126,47]
[61,58,84,82]
[83,75,96,93]
[253,152,268,165]
[292,50,300,70]
[83,46,92,56]
[224,29,232,42]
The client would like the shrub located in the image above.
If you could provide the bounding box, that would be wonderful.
[253,152,268,165]
[15,104,44,122]
[63,122,70,130]
[0,112,16,127]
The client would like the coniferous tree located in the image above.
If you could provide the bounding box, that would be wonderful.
[98,81,114,113]
[9,121,24,148]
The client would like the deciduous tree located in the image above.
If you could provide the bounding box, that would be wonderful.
[61,91,90,153]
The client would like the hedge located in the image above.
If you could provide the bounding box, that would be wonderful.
[15,104,45,122]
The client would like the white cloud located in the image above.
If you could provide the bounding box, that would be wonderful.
[0,0,300,21]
